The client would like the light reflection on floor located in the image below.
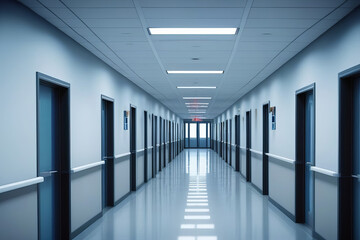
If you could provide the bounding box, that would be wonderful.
[74,149,314,240]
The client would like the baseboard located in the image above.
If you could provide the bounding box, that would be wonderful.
[114,191,132,206]
[268,196,295,222]
[239,172,246,180]
[136,182,145,190]
[71,211,102,239]
[250,182,263,195]
[312,230,326,240]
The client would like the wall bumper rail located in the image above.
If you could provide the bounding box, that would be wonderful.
[0,177,44,194]
[310,166,339,177]
[266,153,295,164]
[71,161,105,173]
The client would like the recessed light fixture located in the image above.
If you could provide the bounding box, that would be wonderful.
[177,86,216,89]
[167,70,223,74]
[183,97,212,100]
[148,28,237,35]
[187,106,208,108]
[185,103,209,105]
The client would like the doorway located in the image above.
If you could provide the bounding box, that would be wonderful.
[101,96,115,209]
[130,106,137,191]
[225,120,229,163]
[263,103,270,195]
[154,116,158,175]
[235,115,240,172]
[246,111,251,182]
[144,111,148,182]
[163,119,166,168]
[339,65,360,239]
[159,117,163,172]
[37,73,70,240]
[152,115,156,178]
[295,84,315,228]
[199,123,207,148]
[229,119,232,166]
[169,121,172,162]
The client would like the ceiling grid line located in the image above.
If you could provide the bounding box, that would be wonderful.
[215,0,349,112]
[207,0,254,114]
[41,0,174,108]
[132,0,189,113]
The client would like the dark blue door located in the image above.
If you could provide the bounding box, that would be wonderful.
[38,84,58,240]
[353,78,360,239]
[304,92,314,227]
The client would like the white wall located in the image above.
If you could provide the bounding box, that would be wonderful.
[0,1,182,239]
[214,7,360,240]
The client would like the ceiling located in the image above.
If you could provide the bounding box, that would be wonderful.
[20,0,360,119]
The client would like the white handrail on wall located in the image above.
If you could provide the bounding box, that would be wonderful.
[0,177,44,194]
[239,146,247,150]
[310,166,339,177]
[250,149,262,155]
[115,152,131,159]
[266,153,295,164]
[71,161,105,173]
[136,149,145,153]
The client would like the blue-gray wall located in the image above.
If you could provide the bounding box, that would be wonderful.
[213,7,360,240]
[0,1,182,239]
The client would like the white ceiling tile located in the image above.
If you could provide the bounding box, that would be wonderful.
[249,8,333,19]
[245,18,317,29]
[82,18,142,28]
[152,40,235,51]
[252,0,344,8]
[62,0,135,8]
[139,0,246,8]
[71,8,138,19]
[143,8,244,19]
[146,18,241,27]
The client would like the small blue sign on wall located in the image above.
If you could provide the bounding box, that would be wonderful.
[270,106,276,130]
[124,110,129,130]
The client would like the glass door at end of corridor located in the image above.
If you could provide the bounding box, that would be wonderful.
[184,122,211,148]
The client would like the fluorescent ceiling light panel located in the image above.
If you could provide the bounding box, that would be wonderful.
[187,203,208,206]
[177,86,216,89]
[168,70,223,74]
[183,97,212,100]
[187,106,208,108]
[185,103,209,105]
[184,215,210,220]
[149,28,237,35]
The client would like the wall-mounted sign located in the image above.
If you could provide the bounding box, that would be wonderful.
[270,106,276,130]
[124,110,129,130]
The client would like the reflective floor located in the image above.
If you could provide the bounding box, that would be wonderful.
[75,149,314,240]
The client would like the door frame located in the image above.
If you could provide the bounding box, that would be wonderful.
[130,104,137,191]
[36,72,71,240]
[144,111,148,183]
[159,117,162,171]
[338,64,360,239]
[263,102,270,195]
[295,83,316,226]
[152,114,156,178]
[235,115,240,172]
[246,111,252,182]
[101,95,115,209]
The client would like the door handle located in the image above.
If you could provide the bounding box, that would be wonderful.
[352,174,360,181]
[39,170,58,177]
